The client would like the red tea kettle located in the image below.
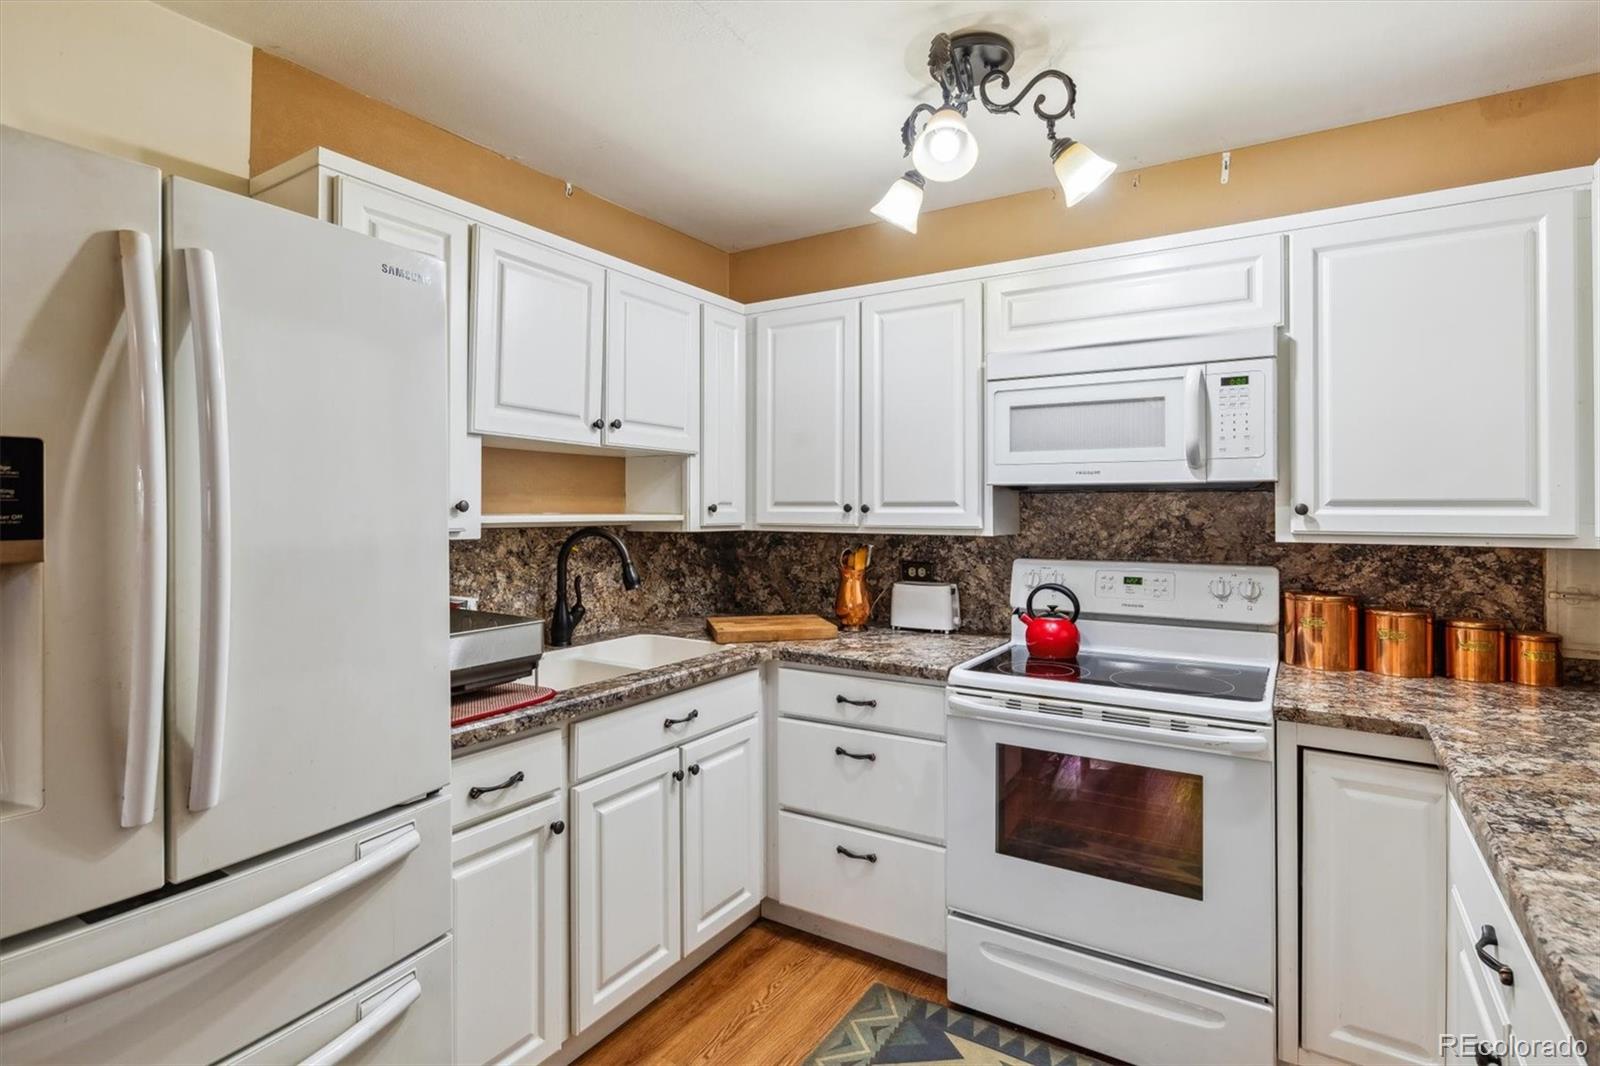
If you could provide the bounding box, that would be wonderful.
[1016,583,1082,660]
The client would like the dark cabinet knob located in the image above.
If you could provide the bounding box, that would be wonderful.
[452,499,470,514]
[609,418,622,430]
[843,503,853,514]
[707,503,718,514]
[672,769,685,782]
[1294,503,1310,516]
[688,763,700,776]
[550,819,565,835]
[860,504,870,514]
[590,419,603,431]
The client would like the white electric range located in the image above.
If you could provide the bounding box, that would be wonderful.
[945,559,1281,1066]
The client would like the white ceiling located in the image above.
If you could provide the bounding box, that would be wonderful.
[162,0,1599,251]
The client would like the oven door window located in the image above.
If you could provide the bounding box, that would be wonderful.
[995,743,1204,900]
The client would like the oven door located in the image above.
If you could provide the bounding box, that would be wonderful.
[987,364,1208,486]
[946,690,1274,997]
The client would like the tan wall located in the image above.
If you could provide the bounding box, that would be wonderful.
[729,75,1600,303]
[251,52,730,296]
[0,0,252,191]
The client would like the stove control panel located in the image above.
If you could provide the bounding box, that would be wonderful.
[1014,559,1280,626]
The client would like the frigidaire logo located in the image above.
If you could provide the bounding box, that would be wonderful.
[381,263,425,284]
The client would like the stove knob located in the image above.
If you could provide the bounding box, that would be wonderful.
[1208,577,1233,602]
[1238,577,1264,602]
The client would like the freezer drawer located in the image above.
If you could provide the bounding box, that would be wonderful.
[224,936,452,1065]
[0,796,449,1065]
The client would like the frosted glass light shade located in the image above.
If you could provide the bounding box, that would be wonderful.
[911,108,979,182]
[1052,139,1116,206]
[870,172,924,233]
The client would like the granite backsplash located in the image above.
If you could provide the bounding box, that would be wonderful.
[451,488,1553,646]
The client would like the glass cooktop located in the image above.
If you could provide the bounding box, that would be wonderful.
[968,645,1271,703]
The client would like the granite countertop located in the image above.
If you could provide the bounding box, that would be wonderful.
[1277,667,1600,1063]
[449,616,1004,750]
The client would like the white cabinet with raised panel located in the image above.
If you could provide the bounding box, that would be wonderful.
[333,176,481,538]
[754,300,861,527]
[861,282,983,529]
[470,225,607,447]
[1284,189,1583,542]
[699,306,748,527]
[1300,750,1447,1066]
[680,717,763,954]
[605,273,700,453]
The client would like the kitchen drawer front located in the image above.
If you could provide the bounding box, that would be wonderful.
[776,718,945,842]
[571,671,760,782]
[225,936,452,1065]
[947,915,1275,1066]
[0,796,450,1065]
[1447,798,1580,1063]
[777,667,946,740]
[776,810,944,952]
[451,728,565,828]
[984,234,1284,353]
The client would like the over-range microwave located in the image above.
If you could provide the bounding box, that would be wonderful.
[986,327,1278,488]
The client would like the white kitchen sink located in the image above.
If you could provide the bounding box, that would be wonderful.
[531,633,720,691]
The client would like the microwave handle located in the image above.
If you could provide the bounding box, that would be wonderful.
[1183,366,1205,471]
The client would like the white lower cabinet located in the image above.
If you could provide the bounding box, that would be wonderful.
[451,793,568,1066]
[1299,750,1448,1066]
[682,717,764,954]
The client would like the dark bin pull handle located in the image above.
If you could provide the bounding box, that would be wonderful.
[468,770,524,800]
[664,709,700,729]
[836,845,877,863]
[1475,925,1514,986]
[834,746,877,762]
[836,695,878,708]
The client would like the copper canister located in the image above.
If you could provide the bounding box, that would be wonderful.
[1283,592,1361,671]
[1364,608,1435,677]
[1509,631,1562,687]
[1443,618,1508,682]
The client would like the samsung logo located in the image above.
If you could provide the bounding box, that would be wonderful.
[381,263,425,284]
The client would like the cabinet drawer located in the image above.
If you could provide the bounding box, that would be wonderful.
[451,728,565,828]
[571,671,759,781]
[225,936,452,1065]
[776,811,944,952]
[0,797,450,1065]
[777,667,946,740]
[1447,798,1580,1062]
[776,718,945,842]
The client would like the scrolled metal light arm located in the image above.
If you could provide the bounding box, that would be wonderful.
[978,68,1078,141]
[897,102,939,156]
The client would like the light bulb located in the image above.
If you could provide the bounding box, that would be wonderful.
[1051,139,1116,207]
[911,108,978,182]
[870,171,925,234]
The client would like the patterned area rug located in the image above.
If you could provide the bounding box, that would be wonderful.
[801,983,1111,1066]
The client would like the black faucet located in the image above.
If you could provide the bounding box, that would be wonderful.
[550,527,642,647]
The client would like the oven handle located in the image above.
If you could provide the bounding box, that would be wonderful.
[946,694,1268,755]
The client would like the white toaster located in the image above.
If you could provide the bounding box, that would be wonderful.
[890,581,961,633]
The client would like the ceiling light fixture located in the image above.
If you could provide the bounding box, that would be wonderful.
[871,32,1115,231]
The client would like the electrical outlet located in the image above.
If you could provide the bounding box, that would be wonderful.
[900,560,936,582]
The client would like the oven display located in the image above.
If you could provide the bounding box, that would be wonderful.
[995,744,1203,900]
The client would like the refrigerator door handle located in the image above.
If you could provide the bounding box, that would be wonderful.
[183,247,233,812]
[0,823,421,1034]
[118,231,166,829]
[300,971,423,1066]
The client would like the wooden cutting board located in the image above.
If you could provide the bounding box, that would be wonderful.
[706,614,839,643]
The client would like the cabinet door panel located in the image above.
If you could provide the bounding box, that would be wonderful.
[470,226,605,445]
[700,306,748,527]
[1301,751,1446,1066]
[1288,191,1578,538]
[861,283,982,528]
[336,177,480,539]
[571,748,682,1033]
[451,795,567,1066]
[754,301,860,527]
[681,719,763,954]
[605,274,699,452]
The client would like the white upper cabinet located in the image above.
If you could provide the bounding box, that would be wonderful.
[699,306,748,527]
[334,176,481,539]
[985,234,1284,353]
[754,300,861,527]
[470,225,606,446]
[1286,190,1580,540]
[861,283,983,529]
[680,719,763,955]
[604,273,700,453]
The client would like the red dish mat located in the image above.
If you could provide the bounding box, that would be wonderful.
[451,683,557,727]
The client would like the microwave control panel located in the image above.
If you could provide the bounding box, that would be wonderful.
[1207,368,1266,459]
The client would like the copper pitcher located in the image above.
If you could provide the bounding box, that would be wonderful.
[835,546,871,630]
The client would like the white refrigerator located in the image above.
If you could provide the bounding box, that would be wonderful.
[0,127,453,1063]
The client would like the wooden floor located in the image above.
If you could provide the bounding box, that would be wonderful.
[576,920,949,1066]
